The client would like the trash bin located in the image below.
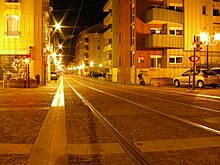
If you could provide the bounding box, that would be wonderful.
[35,74,40,85]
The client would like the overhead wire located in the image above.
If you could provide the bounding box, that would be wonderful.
[53,1,106,13]
[68,0,85,57]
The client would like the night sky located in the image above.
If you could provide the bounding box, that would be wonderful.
[52,0,107,37]
[52,0,107,64]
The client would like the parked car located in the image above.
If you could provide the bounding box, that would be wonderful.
[173,69,218,88]
[211,67,220,75]
[211,67,220,85]
[51,71,59,80]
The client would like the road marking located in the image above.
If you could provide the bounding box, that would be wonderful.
[51,76,64,107]
[1,136,220,155]
[27,76,67,165]
[67,136,220,154]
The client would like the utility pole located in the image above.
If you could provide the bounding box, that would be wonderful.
[193,35,196,90]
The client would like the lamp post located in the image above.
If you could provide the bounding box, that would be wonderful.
[199,32,220,69]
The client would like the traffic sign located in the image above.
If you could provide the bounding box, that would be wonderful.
[189,55,200,62]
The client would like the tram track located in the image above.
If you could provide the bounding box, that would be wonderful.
[65,76,220,164]
[67,77,220,136]
[66,79,151,165]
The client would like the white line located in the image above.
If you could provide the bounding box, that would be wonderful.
[51,76,64,107]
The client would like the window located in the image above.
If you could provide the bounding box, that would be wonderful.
[170,30,175,35]
[176,6,183,12]
[170,28,183,36]
[6,15,20,36]
[5,0,20,2]
[119,33,121,43]
[85,45,89,50]
[130,52,135,67]
[213,9,220,16]
[169,6,175,11]
[85,52,89,58]
[119,14,121,24]
[168,3,183,12]
[150,55,162,68]
[131,2,135,23]
[150,28,162,34]
[176,30,183,35]
[131,26,135,46]
[119,57,121,67]
[150,5,162,9]
[202,6,207,15]
[169,56,183,64]
[85,38,89,43]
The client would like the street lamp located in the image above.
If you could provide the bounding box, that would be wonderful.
[199,32,220,68]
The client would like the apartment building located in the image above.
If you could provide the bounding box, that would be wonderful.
[103,0,119,82]
[75,23,105,76]
[115,0,220,84]
[0,0,52,85]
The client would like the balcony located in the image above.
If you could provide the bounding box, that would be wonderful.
[145,8,183,24]
[104,60,112,67]
[103,44,112,52]
[104,12,112,26]
[213,16,220,24]
[145,34,183,49]
[103,0,112,12]
[5,0,21,9]
[104,28,112,39]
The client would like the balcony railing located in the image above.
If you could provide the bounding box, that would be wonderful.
[145,34,183,49]
[104,12,112,26]
[145,8,183,24]
[103,0,112,12]
[104,28,112,38]
[104,43,112,52]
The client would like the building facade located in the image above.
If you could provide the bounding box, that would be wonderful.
[0,0,52,85]
[103,0,119,82]
[75,23,105,76]
[112,0,220,84]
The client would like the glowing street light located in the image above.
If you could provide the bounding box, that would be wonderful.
[55,23,61,30]
[199,32,220,68]
[90,61,94,67]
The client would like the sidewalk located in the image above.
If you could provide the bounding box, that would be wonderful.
[0,79,61,164]
[144,85,220,98]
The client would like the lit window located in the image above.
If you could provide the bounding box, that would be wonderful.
[6,15,20,36]
[176,30,183,35]
[150,28,162,34]
[170,28,183,36]
[150,55,162,68]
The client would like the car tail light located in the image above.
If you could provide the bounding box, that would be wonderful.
[203,75,208,78]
